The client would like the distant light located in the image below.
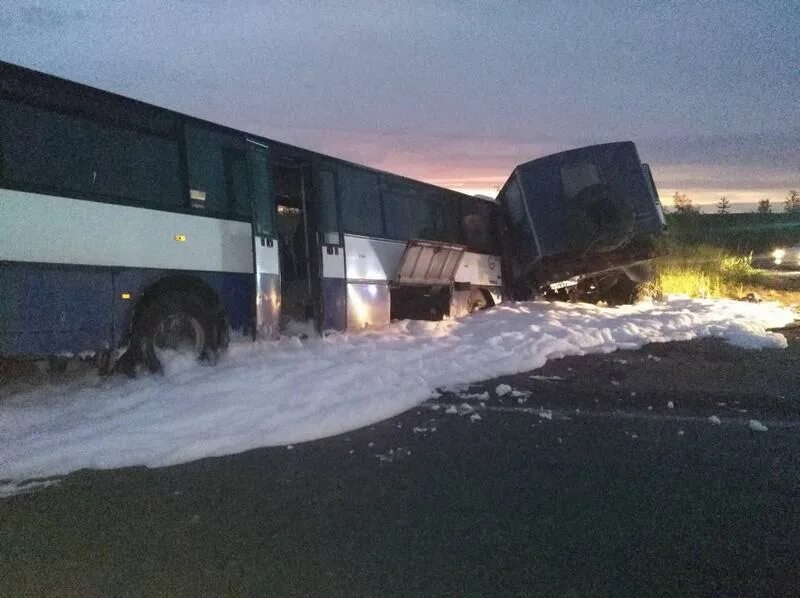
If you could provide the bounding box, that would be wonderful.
[772,248,785,264]
[120,292,132,300]
[174,233,187,242]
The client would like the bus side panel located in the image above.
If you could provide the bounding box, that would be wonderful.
[321,277,347,332]
[0,262,114,357]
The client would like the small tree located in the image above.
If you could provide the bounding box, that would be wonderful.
[716,196,731,214]
[785,190,800,214]
[756,198,771,214]
[673,191,699,214]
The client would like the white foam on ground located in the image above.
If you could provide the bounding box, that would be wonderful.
[0,297,793,484]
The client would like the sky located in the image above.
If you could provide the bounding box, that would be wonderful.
[1,1,798,212]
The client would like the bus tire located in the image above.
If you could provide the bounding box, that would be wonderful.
[135,291,218,374]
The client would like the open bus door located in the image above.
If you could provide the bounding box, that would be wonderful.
[246,140,280,339]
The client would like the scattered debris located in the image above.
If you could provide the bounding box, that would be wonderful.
[708,415,722,425]
[459,391,490,400]
[445,405,458,415]
[412,425,437,434]
[611,380,621,387]
[511,390,530,398]
[286,445,294,450]
[376,447,412,463]
[470,413,482,422]
[530,375,565,381]
[741,292,762,303]
[538,409,553,420]
[667,401,675,409]
[647,354,661,362]
[748,419,768,432]
[495,384,512,397]
[677,429,685,436]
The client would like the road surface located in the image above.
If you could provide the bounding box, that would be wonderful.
[2,333,799,596]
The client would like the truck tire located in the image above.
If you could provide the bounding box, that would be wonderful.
[600,274,642,306]
[135,291,218,374]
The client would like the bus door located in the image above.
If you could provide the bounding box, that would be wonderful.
[315,166,347,331]
[246,140,280,339]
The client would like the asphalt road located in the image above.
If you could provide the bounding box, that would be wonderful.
[2,333,800,597]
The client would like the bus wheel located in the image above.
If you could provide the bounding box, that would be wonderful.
[468,289,489,313]
[136,292,217,374]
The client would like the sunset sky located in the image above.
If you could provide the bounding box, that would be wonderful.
[2,1,797,211]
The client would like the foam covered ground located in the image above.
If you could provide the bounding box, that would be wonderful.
[0,297,794,486]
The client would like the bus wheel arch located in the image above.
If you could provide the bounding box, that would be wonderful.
[119,275,229,374]
[468,287,495,313]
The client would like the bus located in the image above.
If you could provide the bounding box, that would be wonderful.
[0,61,502,374]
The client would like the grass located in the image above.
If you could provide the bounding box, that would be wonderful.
[644,245,764,300]
[665,212,800,253]
[642,213,800,306]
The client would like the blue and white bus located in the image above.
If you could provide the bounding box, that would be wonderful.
[0,62,502,373]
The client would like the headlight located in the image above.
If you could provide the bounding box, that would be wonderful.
[772,248,786,264]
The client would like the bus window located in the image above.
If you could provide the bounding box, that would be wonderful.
[0,98,182,207]
[382,188,410,240]
[461,200,498,254]
[317,169,342,245]
[184,124,249,217]
[338,165,383,237]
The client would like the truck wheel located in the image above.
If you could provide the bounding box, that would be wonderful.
[601,274,642,306]
[135,292,218,373]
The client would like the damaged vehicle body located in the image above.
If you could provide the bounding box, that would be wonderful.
[497,141,666,304]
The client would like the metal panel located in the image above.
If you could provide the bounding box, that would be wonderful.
[455,252,502,286]
[0,262,114,356]
[346,282,390,330]
[255,272,281,339]
[322,277,347,332]
[0,189,254,273]
[343,235,405,282]
[394,240,465,286]
[321,245,346,279]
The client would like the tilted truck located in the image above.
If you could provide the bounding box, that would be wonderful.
[497,141,666,304]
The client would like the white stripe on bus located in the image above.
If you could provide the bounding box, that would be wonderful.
[0,188,257,274]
